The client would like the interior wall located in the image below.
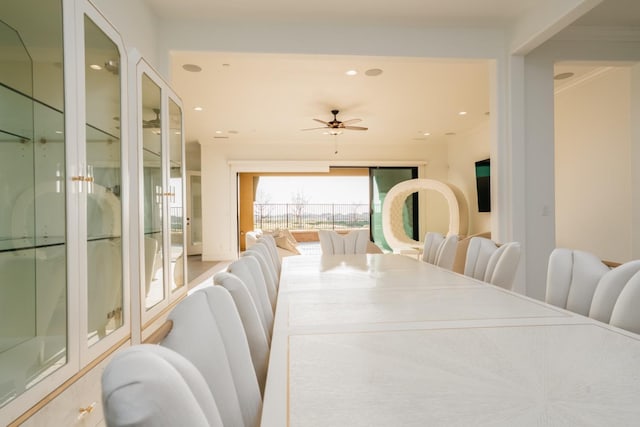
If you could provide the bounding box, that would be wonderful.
[554,67,632,262]
[447,119,492,236]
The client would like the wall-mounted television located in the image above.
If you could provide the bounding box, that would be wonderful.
[475,158,491,212]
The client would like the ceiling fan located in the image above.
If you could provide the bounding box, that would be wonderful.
[302,109,368,134]
[143,108,161,129]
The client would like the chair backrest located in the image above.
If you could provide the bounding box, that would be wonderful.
[102,344,223,427]
[589,260,640,323]
[608,267,640,334]
[213,272,270,394]
[251,240,279,282]
[483,241,521,290]
[545,248,610,316]
[434,234,459,270]
[243,244,279,294]
[161,287,262,427]
[257,235,281,274]
[421,232,445,263]
[463,237,499,280]
[318,229,369,255]
[227,256,275,326]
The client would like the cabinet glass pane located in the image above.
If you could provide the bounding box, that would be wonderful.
[141,73,164,309]
[84,16,123,344]
[0,0,67,408]
[168,99,184,292]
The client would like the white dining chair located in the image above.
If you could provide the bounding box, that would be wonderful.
[545,248,610,316]
[102,344,223,427]
[589,260,640,324]
[318,229,369,255]
[213,272,270,394]
[162,287,262,427]
[609,268,640,334]
[434,234,459,270]
[257,235,281,275]
[421,232,445,263]
[227,256,276,325]
[463,237,499,281]
[243,243,279,292]
[483,241,521,290]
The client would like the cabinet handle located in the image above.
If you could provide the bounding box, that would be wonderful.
[77,402,96,419]
[71,176,84,182]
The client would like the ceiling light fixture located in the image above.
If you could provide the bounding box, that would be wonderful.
[458,111,467,116]
[89,64,102,70]
[345,70,357,76]
[423,132,431,136]
[194,106,203,111]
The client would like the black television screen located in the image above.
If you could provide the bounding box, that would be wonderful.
[475,159,491,212]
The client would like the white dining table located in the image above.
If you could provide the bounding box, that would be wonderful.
[260,254,640,427]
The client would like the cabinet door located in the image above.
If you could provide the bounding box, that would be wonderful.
[0,0,71,419]
[141,72,165,310]
[80,3,129,363]
[168,98,186,294]
[136,60,186,327]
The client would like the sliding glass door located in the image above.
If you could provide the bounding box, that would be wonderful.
[369,167,418,251]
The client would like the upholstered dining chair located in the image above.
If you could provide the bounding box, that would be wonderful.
[545,248,610,316]
[102,344,223,427]
[421,232,445,264]
[318,229,369,255]
[243,243,279,291]
[228,256,276,322]
[214,272,270,394]
[464,237,521,290]
[161,287,262,427]
[483,241,521,290]
[463,237,500,281]
[608,266,640,334]
[589,260,640,324]
[434,234,459,270]
[257,235,281,275]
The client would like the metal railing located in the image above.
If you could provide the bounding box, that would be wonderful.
[254,203,369,230]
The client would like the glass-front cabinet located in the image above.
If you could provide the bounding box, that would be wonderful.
[0,0,129,421]
[136,59,186,328]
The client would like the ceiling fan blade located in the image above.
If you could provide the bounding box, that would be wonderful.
[313,118,329,125]
[344,126,368,131]
[341,118,362,125]
[301,126,329,131]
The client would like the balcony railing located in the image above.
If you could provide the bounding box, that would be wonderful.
[254,203,369,230]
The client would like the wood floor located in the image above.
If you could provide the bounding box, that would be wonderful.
[186,255,229,290]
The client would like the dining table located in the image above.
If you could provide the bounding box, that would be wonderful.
[259,253,640,426]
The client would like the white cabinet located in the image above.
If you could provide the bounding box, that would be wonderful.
[0,0,130,423]
[131,57,187,335]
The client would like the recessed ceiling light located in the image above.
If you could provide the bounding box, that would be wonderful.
[365,68,383,77]
[182,64,202,72]
[215,130,223,134]
[174,131,181,135]
[194,106,203,111]
[554,72,574,80]
[458,111,467,116]
[55,130,63,134]
[423,132,431,136]
[89,64,102,70]
[345,70,357,76]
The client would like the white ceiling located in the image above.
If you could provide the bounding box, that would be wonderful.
[143,0,640,149]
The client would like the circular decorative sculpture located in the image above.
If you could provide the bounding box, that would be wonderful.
[382,179,469,252]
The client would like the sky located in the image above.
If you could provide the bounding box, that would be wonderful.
[256,176,369,204]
